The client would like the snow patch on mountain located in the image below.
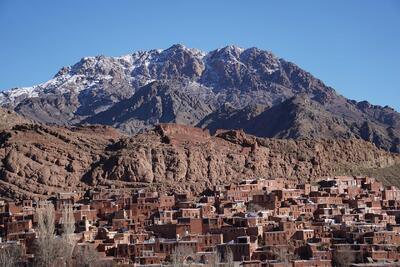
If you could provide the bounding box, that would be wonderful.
[0,86,39,106]
[0,44,281,107]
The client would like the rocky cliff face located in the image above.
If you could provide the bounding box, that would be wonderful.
[1,116,399,200]
[0,121,121,199]
[1,44,399,152]
[83,80,216,134]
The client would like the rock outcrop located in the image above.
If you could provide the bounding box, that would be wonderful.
[0,107,31,131]
[0,123,121,199]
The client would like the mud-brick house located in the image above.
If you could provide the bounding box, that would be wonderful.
[292,229,314,242]
[5,219,32,234]
[363,230,400,245]
[263,231,288,246]
[218,236,256,262]
[383,186,400,201]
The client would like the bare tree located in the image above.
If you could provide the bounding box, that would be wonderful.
[216,246,234,267]
[332,250,356,267]
[210,249,221,267]
[33,203,64,267]
[61,204,76,265]
[171,245,194,267]
[73,244,99,267]
[272,244,298,265]
[62,205,75,241]
[225,247,234,267]
[0,243,23,267]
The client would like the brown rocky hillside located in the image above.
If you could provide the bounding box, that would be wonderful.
[0,116,399,200]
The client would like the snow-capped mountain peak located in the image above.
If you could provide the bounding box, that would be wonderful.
[0,44,285,107]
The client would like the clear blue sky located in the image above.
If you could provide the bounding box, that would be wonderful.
[1,0,399,110]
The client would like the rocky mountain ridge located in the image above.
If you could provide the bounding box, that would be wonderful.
[1,44,399,152]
